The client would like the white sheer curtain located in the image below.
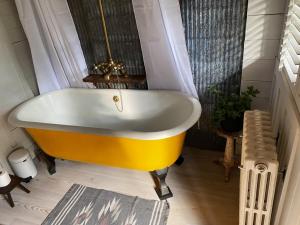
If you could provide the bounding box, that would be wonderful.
[132,0,198,98]
[15,0,89,94]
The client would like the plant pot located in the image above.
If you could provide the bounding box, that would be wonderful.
[220,117,243,133]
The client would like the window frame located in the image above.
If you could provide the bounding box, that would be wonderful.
[279,0,300,110]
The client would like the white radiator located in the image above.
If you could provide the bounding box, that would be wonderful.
[239,110,279,225]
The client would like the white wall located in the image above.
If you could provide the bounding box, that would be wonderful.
[242,0,287,110]
[269,65,300,225]
[0,0,37,172]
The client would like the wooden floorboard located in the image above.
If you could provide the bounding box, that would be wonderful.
[0,148,239,225]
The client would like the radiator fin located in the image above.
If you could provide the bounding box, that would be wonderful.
[240,110,279,225]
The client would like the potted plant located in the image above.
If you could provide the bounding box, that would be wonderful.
[210,85,259,132]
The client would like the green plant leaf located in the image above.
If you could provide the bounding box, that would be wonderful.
[210,85,260,127]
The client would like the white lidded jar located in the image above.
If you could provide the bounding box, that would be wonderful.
[0,162,11,187]
[8,148,37,179]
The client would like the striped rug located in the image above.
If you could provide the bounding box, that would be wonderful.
[42,184,169,225]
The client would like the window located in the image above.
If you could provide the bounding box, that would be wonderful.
[280,0,300,84]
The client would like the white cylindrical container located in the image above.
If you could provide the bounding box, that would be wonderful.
[0,170,11,187]
[8,148,37,179]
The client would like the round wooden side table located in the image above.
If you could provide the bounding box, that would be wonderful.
[216,128,242,182]
[0,175,30,207]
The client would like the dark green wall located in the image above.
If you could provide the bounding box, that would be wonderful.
[180,0,248,149]
[68,0,248,150]
[67,0,145,75]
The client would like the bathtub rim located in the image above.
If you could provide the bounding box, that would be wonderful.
[8,88,201,140]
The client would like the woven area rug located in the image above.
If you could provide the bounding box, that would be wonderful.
[42,184,169,225]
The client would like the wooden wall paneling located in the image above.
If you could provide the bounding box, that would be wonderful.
[271,71,300,225]
[247,0,287,15]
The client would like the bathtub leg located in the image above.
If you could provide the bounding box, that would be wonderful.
[151,168,173,200]
[46,156,56,175]
[38,151,56,175]
[175,155,184,166]
[47,156,56,175]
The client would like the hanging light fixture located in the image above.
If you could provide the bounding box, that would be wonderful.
[93,0,128,80]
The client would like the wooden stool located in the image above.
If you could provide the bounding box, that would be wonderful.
[0,175,30,207]
[216,128,241,182]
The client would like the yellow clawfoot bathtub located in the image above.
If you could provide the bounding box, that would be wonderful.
[26,128,186,171]
[9,88,201,199]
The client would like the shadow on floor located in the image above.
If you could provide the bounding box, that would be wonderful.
[167,148,239,225]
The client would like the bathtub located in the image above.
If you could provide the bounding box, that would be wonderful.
[9,88,201,198]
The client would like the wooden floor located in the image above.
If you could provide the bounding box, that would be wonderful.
[0,148,239,225]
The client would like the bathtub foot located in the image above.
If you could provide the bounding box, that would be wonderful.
[39,151,56,175]
[46,156,56,175]
[175,155,184,166]
[151,168,173,200]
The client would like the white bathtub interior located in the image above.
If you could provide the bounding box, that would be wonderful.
[12,89,200,133]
